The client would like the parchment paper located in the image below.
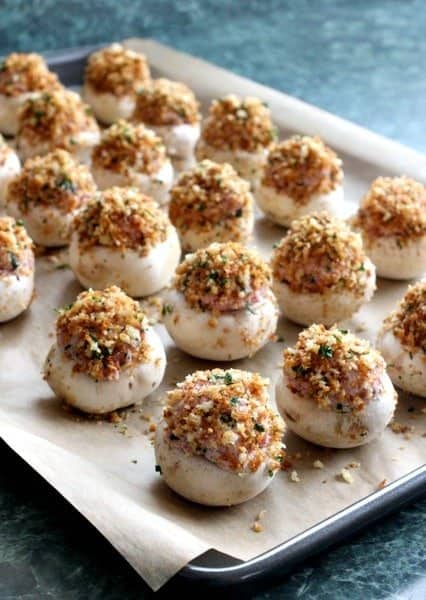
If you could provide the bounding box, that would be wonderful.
[0,39,425,591]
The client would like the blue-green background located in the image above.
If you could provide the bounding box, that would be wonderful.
[0,1,425,598]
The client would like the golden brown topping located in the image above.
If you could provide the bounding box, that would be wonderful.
[85,44,150,96]
[163,368,285,473]
[7,149,96,214]
[73,187,170,254]
[91,120,166,176]
[383,280,426,355]
[271,212,370,295]
[56,286,151,381]
[169,160,253,237]
[200,95,276,152]
[0,216,33,275]
[355,177,426,244]
[174,242,272,313]
[262,135,343,202]
[283,324,386,411]
[133,78,200,126]
[17,90,99,151]
[0,53,61,97]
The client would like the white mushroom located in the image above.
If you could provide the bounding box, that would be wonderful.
[353,176,426,280]
[162,242,278,361]
[6,149,97,247]
[44,286,166,414]
[133,78,200,168]
[155,368,285,506]
[69,187,180,298]
[0,136,20,211]
[0,52,61,135]
[168,160,254,252]
[15,89,100,164]
[377,280,425,397]
[195,95,276,186]
[82,43,151,125]
[271,212,376,326]
[276,324,397,448]
[0,216,34,322]
[90,120,173,205]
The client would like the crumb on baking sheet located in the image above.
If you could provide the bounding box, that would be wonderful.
[289,470,300,482]
[337,468,353,484]
[377,478,388,490]
[313,459,324,469]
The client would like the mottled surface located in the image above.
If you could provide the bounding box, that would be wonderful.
[0,1,425,598]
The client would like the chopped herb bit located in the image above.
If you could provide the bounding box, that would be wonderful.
[9,252,19,270]
[358,263,365,271]
[318,344,333,358]
[161,303,174,316]
[268,469,274,478]
[155,464,162,474]
[224,372,233,385]
[220,412,234,425]
[56,175,76,193]
[254,423,265,432]
[338,328,348,334]
[245,302,256,314]
[230,397,239,406]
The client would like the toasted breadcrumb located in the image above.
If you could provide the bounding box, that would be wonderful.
[169,160,253,239]
[0,216,34,275]
[199,95,276,152]
[271,212,371,295]
[17,90,99,150]
[134,78,200,126]
[0,53,61,97]
[355,176,426,244]
[174,241,272,314]
[54,286,151,381]
[313,459,324,469]
[251,521,264,533]
[377,479,388,490]
[85,44,150,96]
[7,149,96,214]
[262,135,343,202]
[162,368,285,474]
[91,119,167,175]
[283,324,386,411]
[382,280,425,357]
[290,470,300,482]
[73,187,170,254]
[338,468,353,484]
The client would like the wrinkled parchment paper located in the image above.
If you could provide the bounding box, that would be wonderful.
[0,39,425,591]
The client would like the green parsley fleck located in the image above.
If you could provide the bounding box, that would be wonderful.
[318,344,333,359]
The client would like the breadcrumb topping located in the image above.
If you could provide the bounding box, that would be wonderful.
[271,212,371,295]
[355,176,426,244]
[55,286,151,381]
[0,53,61,97]
[133,78,200,126]
[17,90,99,150]
[91,120,167,176]
[7,149,96,214]
[174,241,272,313]
[199,95,276,152]
[262,135,343,202]
[382,280,425,356]
[169,160,253,238]
[163,368,285,474]
[85,44,150,96]
[0,216,33,276]
[283,324,386,412]
[73,186,169,254]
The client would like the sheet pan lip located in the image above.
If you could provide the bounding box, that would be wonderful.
[0,39,425,591]
[178,464,425,586]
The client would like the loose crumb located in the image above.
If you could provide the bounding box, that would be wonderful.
[377,479,388,490]
[290,470,300,482]
[337,468,353,484]
[251,521,264,533]
[313,459,324,469]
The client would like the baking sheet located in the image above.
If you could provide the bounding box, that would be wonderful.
[0,38,425,591]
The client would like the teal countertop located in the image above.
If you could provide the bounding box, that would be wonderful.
[0,1,425,598]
